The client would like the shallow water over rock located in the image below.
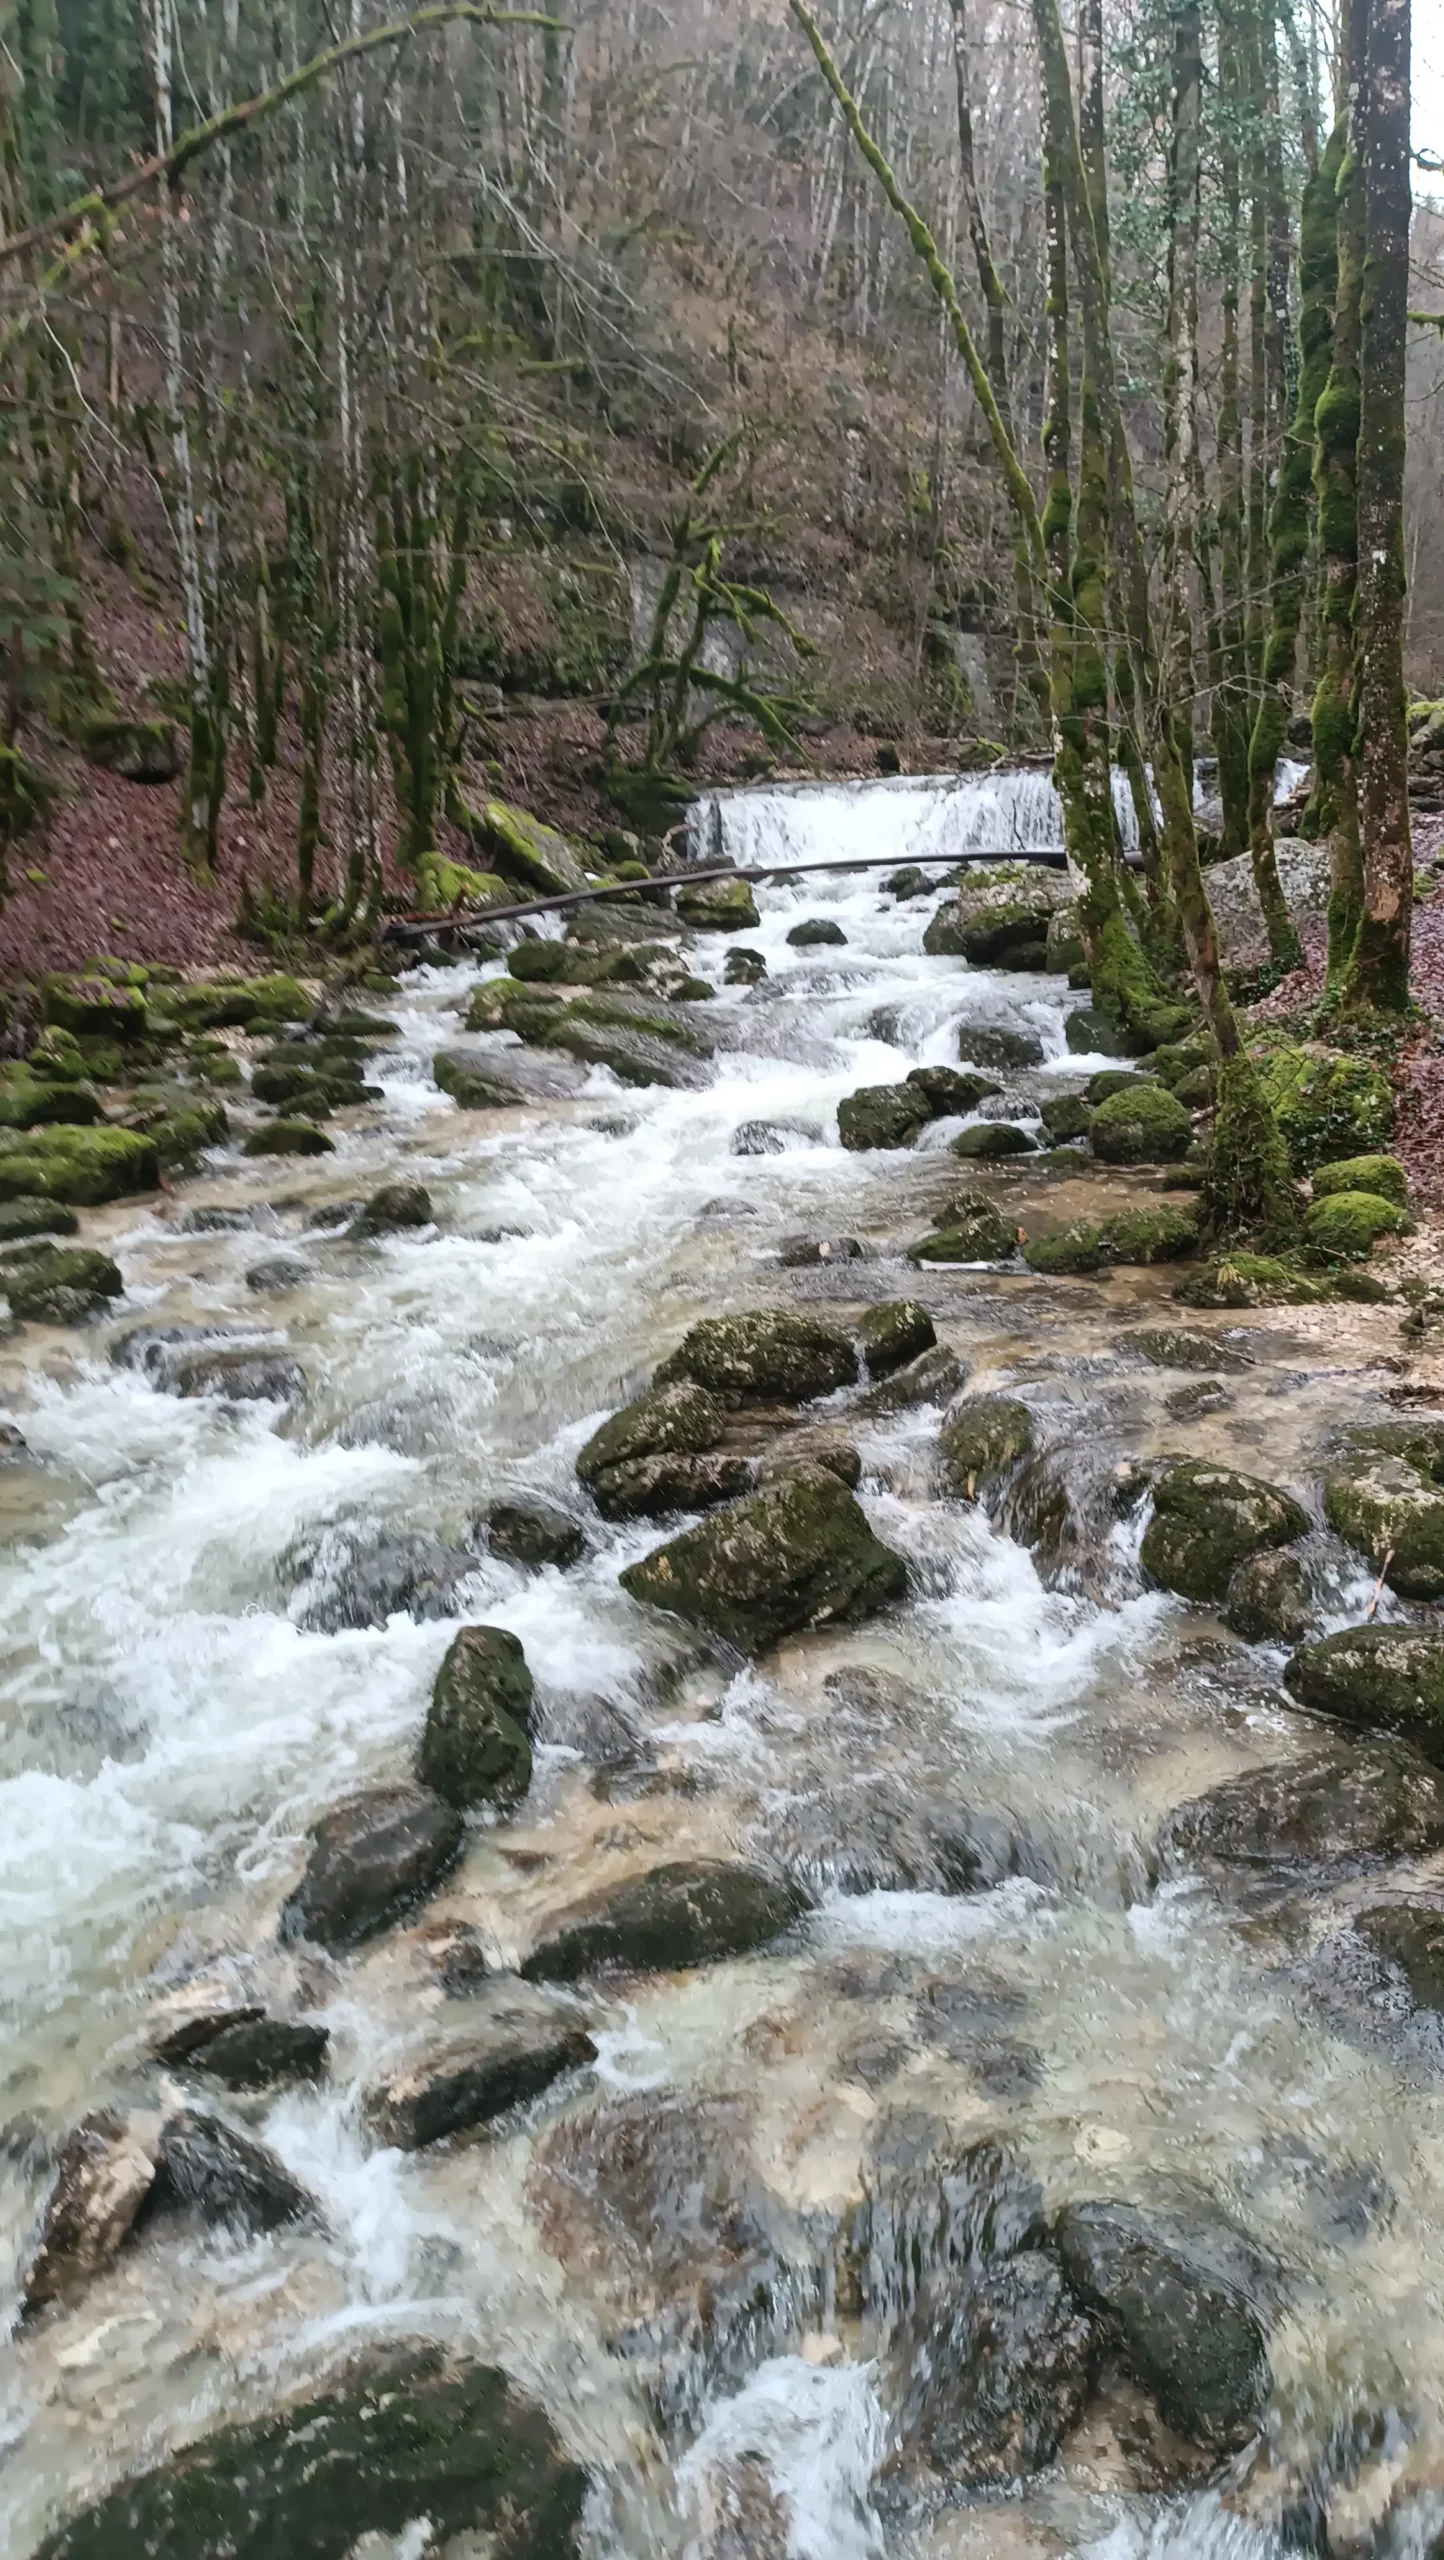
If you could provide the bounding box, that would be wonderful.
[0,775,1439,2560]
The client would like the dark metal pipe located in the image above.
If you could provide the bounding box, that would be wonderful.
[380,846,1071,944]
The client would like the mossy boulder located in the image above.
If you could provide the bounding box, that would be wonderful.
[433,1048,531,1109]
[788,917,847,947]
[0,1063,103,1130]
[1084,1069,1139,1104]
[909,1195,1018,1264]
[0,1123,158,1203]
[351,1182,433,1237]
[30,2341,588,2560]
[577,1379,724,1488]
[1022,1220,1108,1275]
[242,1119,333,1157]
[1256,1043,1394,1172]
[27,1025,91,1081]
[838,1082,931,1150]
[619,1462,907,1653]
[958,899,1059,965]
[907,1064,1001,1115]
[674,874,761,932]
[1303,1190,1408,1260]
[1090,1082,1192,1166]
[1223,1546,1313,1643]
[522,1859,806,1982]
[124,1090,230,1170]
[959,1022,1046,1069]
[1284,1626,1444,1756]
[1311,1153,1408,1208]
[43,974,148,1040]
[657,1308,858,1403]
[0,1195,77,1242]
[1100,1203,1200,1264]
[166,975,310,1033]
[939,1396,1035,1497]
[1,1243,123,1323]
[79,713,181,781]
[419,1626,535,1810]
[1039,1093,1093,1143]
[1140,1459,1308,1602]
[859,1300,936,1375]
[1066,1006,1134,1057]
[470,796,590,895]
[1324,1454,1444,1600]
[950,1122,1036,1159]
[417,855,515,912]
[1173,1254,1329,1309]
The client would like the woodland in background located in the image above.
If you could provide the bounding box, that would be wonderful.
[0,0,1441,1236]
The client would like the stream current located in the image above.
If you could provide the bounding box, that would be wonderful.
[0,772,1436,2560]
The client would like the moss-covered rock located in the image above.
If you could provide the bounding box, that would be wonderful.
[1285,1625,1444,1756]
[586,1449,756,1519]
[1119,1326,1255,1371]
[837,1082,931,1150]
[27,1025,91,1081]
[1324,1454,1444,1600]
[910,1187,1018,1264]
[1,1244,123,1323]
[959,1022,1046,1069]
[0,1123,158,1203]
[507,936,648,986]
[1256,1043,1394,1172]
[939,1396,1035,1497]
[577,1380,724,1493]
[675,873,762,932]
[522,1860,806,1981]
[1141,1459,1308,1601]
[788,917,847,947]
[351,1182,433,1237]
[1066,1006,1134,1057]
[859,1300,936,1375]
[1172,1254,1330,1309]
[619,1462,907,1653]
[468,796,589,895]
[1303,1190,1408,1260]
[922,906,968,955]
[957,900,1060,965]
[43,974,148,1040]
[432,1047,531,1109]
[657,1308,858,1403]
[418,1626,535,1810]
[1084,1069,1139,1104]
[950,1122,1037,1159]
[0,1195,78,1242]
[1022,1220,1108,1275]
[1222,1547,1314,1643]
[905,1064,1001,1114]
[1311,1153,1408,1208]
[241,1119,333,1157]
[1101,1202,1200,1264]
[1039,1093,1093,1143]
[416,853,515,912]
[79,713,181,781]
[0,1062,103,1130]
[1053,2204,1269,2452]
[31,2341,587,2560]
[166,975,311,1033]
[1090,1082,1193,1165]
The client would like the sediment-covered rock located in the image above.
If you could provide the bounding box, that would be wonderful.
[587,1449,755,1520]
[278,1785,465,1948]
[619,1462,906,1651]
[1140,1460,1307,1602]
[577,1378,724,1486]
[521,1859,805,1980]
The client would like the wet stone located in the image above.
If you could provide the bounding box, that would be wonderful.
[855,1343,971,1415]
[905,1063,1001,1115]
[837,1081,931,1151]
[30,2342,588,2560]
[885,2249,1097,2493]
[656,1307,859,1404]
[287,1525,475,1632]
[950,1121,1037,1159]
[419,1625,534,1811]
[787,916,847,946]
[278,1784,465,1949]
[939,1395,1035,1498]
[577,1378,724,1485]
[1223,1546,1313,1643]
[858,1298,936,1376]
[521,1859,806,1981]
[244,1254,312,1295]
[189,2017,329,2092]
[620,1461,906,1652]
[22,2110,160,2314]
[153,2108,314,2234]
[588,1449,756,1520]
[731,1118,822,1155]
[1352,1904,1444,2014]
[1165,1378,1234,1419]
[776,1233,864,1268]
[1324,1452,1444,1600]
[480,1497,586,1570]
[1053,2201,1270,2452]
[350,1180,433,1236]
[1140,1459,1307,1603]
[959,1022,1047,1069]
[367,1994,597,2148]
[1118,1325,1254,1372]
[1161,1741,1444,1876]
[1284,1626,1444,1758]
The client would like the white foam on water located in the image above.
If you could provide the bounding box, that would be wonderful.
[677,2354,887,2560]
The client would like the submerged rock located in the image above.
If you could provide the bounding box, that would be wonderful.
[22,2111,160,2314]
[1284,1626,1444,1755]
[657,1308,858,1404]
[1324,1452,1444,1599]
[1352,1903,1444,2014]
[1054,2202,1270,2451]
[153,2108,314,2233]
[731,1117,822,1155]
[1140,1459,1307,1602]
[278,1784,465,1948]
[939,1395,1035,1498]
[856,1344,971,1415]
[418,1625,535,1810]
[1117,1326,1253,1372]
[888,2250,1097,2491]
[367,1996,596,2147]
[481,1497,586,1570]
[1162,1741,1444,1874]
[31,2341,588,2560]
[288,1526,474,1631]
[619,1462,906,1652]
[521,1859,805,1981]
[859,1299,936,1376]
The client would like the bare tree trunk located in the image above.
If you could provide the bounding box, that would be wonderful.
[1314,0,1365,988]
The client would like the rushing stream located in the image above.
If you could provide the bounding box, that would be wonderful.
[0,772,1436,2560]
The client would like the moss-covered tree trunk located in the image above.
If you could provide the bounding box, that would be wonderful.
[1243,119,1344,969]
[1162,0,1202,801]
[1030,0,1297,1237]
[1210,0,1251,858]
[1338,0,1413,1012]
[1314,0,1365,986]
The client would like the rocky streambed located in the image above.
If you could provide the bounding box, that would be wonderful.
[3,782,1444,2560]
